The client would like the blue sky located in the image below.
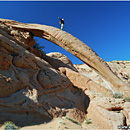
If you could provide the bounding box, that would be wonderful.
[1,1,130,64]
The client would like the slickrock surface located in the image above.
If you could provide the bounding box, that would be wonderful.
[0,18,130,129]
[0,20,87,127]
[0,18,130,96]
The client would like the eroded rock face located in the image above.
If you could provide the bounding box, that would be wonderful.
[59,67,113,97]
[42,52,78,72]
[0,52,13,70]
[0,18,129,97]
[0,18,130,129]
[0,25,87,126]
[73,63,130,129]
[85,93,130,129]
[107,61,130,84]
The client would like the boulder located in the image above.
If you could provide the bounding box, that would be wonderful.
[42,52,77,71]
[86,95,129,129]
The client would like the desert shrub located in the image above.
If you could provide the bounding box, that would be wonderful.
[124,66,126,68]
[113,92,124,99]
[33,43,45,55]
[65,117,80,126]
[3,121,19,130]
[85,117,92,124]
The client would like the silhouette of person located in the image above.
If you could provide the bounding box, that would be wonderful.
[58,17,65,30]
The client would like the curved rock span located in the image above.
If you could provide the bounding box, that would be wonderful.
[0,18,130,129]
[0,18,129,96]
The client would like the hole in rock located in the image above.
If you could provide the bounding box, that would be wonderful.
[34,37,84,64]
[109,107,123,113]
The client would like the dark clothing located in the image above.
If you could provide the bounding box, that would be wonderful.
[58,17,65,30]
[58,18,65,24]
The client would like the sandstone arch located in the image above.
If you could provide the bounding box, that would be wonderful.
[0,18,129,96]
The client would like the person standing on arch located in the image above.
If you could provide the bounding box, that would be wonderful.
[58,17,65,30]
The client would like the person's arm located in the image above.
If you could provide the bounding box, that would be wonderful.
[58,17,62,21]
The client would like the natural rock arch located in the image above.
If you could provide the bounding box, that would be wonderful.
[0,18,129,97]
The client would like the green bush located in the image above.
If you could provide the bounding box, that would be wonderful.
[124,66,126,68]
[33,43,45,55]
[113,92,124,99]
[3,121,19,130]
[85,117,92,124]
